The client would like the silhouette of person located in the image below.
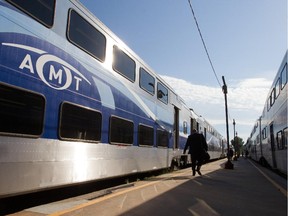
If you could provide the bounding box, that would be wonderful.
[183,129,208,176]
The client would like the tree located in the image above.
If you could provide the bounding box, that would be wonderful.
[231,136,244,157]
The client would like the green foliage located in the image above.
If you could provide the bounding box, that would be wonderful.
[231,136,244,156]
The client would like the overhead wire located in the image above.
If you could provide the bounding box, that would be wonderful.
[187,0,222,88]
[188,0,238,139]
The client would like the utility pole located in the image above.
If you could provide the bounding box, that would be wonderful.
[233,119,236,141]
[222,76,234,169]
[233,119,237,161]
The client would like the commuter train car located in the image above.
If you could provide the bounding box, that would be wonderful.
[0,0,224,198]
[192,112,225,159]
[247,51,287,175]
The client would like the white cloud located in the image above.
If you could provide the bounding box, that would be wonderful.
[229,78,272,111]
[160,75,272,141]
[161,75,223,105]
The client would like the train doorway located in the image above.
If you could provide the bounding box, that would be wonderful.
[270,124,277,168]
[190,118,197,134]
[174,107,179,149]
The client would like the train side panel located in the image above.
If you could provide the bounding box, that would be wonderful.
[0,0,224,198]
[247,51,287,175]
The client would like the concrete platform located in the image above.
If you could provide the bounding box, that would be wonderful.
[11,158,287,216]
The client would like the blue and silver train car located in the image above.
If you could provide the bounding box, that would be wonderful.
[193,113,225,159]
[247,51,287,175]
[0,0,223,197]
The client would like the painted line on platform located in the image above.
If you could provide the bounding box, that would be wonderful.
[48,169,192,216]
[249,160,287,197]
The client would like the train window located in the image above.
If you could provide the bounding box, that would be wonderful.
[269,94,272,108]
[275,78,280,99]
[156,129,169,148]
[7,0,55,27]
[276,131,283,150]
[110,116,133,144]
[138,124,154,146]
[59,102,102,142]
[0,84,45,137]
[283,127,288,149]
[269,89,275,107]
[157,82,168,104]
[281,64,287,89]
[113,46,136,82]
[139,68,155,95]
[67,10,106,62]
[262,127,267,139]
[183,121,188,134]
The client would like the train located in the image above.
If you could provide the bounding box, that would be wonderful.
[246,51,287,175]
[0,0,224,198]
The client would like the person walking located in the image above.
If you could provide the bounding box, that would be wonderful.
[183,129,208,176]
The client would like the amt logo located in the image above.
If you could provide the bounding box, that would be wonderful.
[2,43,91,91]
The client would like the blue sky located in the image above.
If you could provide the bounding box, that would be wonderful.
[80,0,287,142]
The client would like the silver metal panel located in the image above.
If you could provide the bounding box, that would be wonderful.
[0,137,176,197]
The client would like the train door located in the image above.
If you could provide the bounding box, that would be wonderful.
[190,118,199,133]
[270,124,277,168]
[174,107,179,149]
[190,118,194,134]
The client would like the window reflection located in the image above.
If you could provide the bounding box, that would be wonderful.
[139,68,155,95]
